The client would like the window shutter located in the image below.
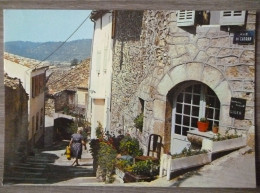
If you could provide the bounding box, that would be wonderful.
[103,34,109,72]
[96,50,102,74]
[177,10,195,26]
[219,11,246,26]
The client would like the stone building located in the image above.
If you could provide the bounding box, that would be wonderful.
[4,74,29,166]
[110,10,256,154]
[45,59,90,141]
[4,52,48,148]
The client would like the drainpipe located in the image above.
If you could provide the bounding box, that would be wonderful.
[88,16,96,139]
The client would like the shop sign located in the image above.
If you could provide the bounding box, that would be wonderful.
[229,97,246,120]
[233,31,254,44]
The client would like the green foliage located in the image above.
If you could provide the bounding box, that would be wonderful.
[96,122,104,139]
[119,135,143,157]
[171,147,208,159]
[97,141,117,183]
[115,159,132,172]
[89,139,100,161]
[134,113,144,132]
[199,117,208,122]
[213,127,242,141]
[132,160,158,176]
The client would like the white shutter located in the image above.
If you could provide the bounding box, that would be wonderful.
[177,10,195,26]
[96,50,102,74]
[219,11,246,26]
[103,48,108,72]
[103,34,108,72]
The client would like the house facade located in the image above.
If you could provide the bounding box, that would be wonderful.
[45,58,90,141]
[4,52,48,148]
[88,11,113,138]
[4,74,29,165]
[109,10,256,154]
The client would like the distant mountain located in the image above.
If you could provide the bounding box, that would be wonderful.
[4,39,92,64]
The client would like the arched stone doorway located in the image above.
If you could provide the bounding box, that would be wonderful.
[151,63,232,154]
[167,81,220,154]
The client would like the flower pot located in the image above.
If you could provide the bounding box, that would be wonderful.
[212,126,219,134]
[197,121,209,132]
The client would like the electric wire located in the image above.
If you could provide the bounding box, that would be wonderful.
[35,13,91,68]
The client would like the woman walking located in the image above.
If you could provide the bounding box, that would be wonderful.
[70,127,86,166]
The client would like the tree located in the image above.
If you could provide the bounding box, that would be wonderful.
[71,58,78,66]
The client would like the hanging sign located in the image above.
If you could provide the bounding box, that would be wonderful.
[233,31,254,44]
[229,97,246,120]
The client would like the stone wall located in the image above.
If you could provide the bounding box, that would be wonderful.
[111,10,256,153]
[4,75,29,165]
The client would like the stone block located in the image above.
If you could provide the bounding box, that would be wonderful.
[157,73,173,95]
[171,54,191,65]
[210,37,230,47]
[197,38,210,50]
[206,47,220,56]
[207,57,217,65]
[220,56,239,65]
[153,121,165,136]
[186,44,199,60]
[202,66,223,89]
[168,64,187,86]
[219,105,232,126]
[186,63,203,81]
[166,36,189,44]
[218,48,232,57]
[168,45,178,58]
[195,51,208,62]
[153,100,166,121]
[240,50,255,63]
[214,82,232,105]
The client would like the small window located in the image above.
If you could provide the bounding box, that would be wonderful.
[177,10,195,26]
[219,11,246,26]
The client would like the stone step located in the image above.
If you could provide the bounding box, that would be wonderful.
[11,165,46,171]
[26,158,54,163]
[4,176,48,184]
[15,162,47,168]
[10,170,43,176]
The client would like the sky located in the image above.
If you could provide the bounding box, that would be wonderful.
[4,9,94,42]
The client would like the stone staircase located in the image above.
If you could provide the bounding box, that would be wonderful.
[4,154,50,184]
[4,147,95,184]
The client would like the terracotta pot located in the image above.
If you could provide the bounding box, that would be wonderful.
[212,126,219,134]
[197,121,209,132]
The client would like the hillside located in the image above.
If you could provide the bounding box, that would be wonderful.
[4,39,92,63]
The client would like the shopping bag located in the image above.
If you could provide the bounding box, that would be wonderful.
[66,146,71,160]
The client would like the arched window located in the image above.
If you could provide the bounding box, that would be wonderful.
[171,81,220,153]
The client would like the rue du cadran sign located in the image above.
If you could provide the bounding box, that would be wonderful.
[233,30,255,44]
[229,97,246,120]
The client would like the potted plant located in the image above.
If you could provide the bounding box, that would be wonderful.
[197,117,209,132]
[212,123,219,133]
